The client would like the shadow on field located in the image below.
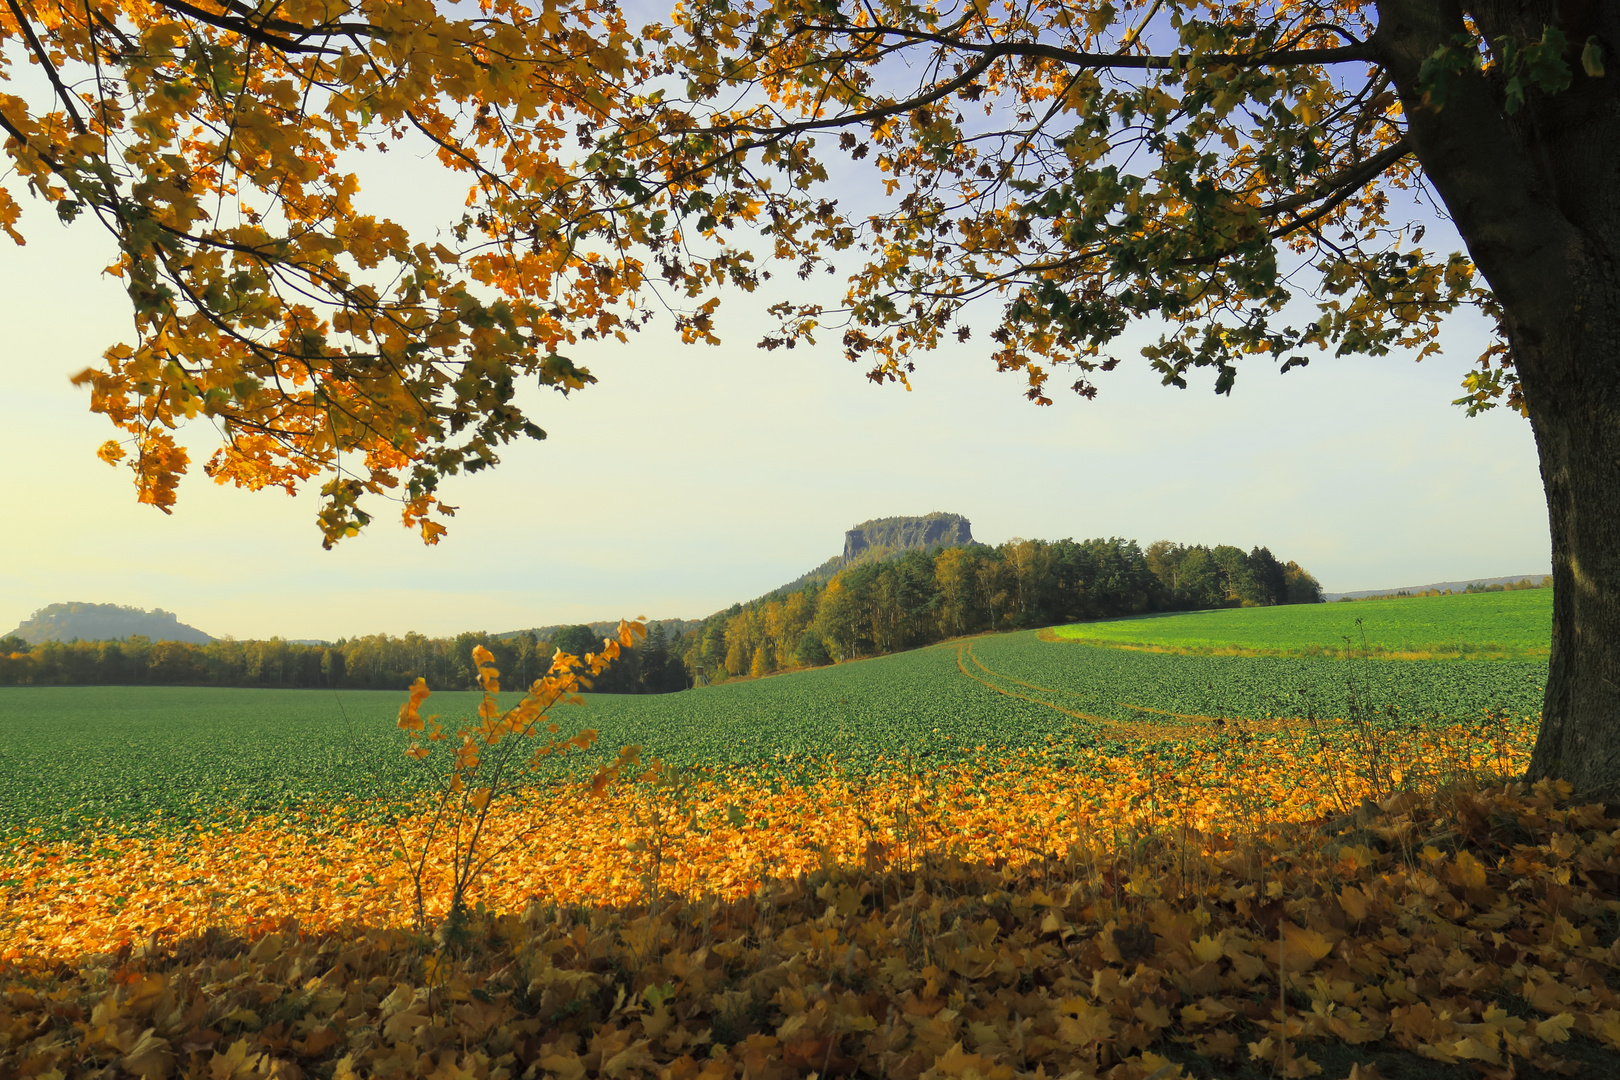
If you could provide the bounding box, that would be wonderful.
[5,780,1619,1080]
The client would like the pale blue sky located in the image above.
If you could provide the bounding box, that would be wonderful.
[0,30,1551,641]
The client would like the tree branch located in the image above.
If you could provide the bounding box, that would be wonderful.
[6,0,87,134]
[787,21,1378,72]
[157,0,345,54]
[1261,139,1411,219]
[720,49,998,137]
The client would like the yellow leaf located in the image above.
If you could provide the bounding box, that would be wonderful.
[1336,844,1376,869]
[928,1041,1014,1080]
[643,1003,676,1038]
[1190,935,1223,963]
[210,1039,265,1080]
[539,1053,587,1080]
[1593,1010,1620,1048]
[1133,1000,1171,1030]
[1134,1053,1186,1079]
[122,1028,173,1080]
[601,1039,655,1080]
[1443,1036,1501,1063]
[1279,923,1335,972]
[1447,850,1487,890]
[1339,886,1368,922]
[1535,1013,1575,1044]
[1056,1000,1112,1045]
[1528,977,1572,1013]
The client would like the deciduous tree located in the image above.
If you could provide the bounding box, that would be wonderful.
[622,0,1614,793]
[10,1,1617,792]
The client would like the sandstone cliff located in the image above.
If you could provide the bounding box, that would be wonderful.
[842,512,974,560]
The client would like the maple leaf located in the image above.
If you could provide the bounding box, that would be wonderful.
[1447,850,1489,890]
[1535,1013,1576,1044]
[1279,922,1336,973]
[1055,998,1112,1045]
[602,1038,657,1079]
[1189,935,1223,963]
[121,1028,174,1080]
[1247,1036,1323,1077]
[210,1039,267,1080]
[925,1041,1014,1080]
[1430,1035,1502,1064]
[382,997,430,1042]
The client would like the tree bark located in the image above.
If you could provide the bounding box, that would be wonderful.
[1376,1,1620,796]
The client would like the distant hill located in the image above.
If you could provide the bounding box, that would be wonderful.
[6,602,213,645]
[1323,574,1551,602]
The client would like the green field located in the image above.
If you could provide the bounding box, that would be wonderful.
[0,627,1546,839]
[1051,587,1551,658]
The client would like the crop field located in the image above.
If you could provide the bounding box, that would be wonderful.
[0,659,1538,958]
[0,631,1545,839]
[9,607,1610,1080]
[1050,587,1552,659]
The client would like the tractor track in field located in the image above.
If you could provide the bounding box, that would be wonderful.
[955,640,1296,744]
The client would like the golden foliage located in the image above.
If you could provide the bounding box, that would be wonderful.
[395,621,645,932]
[6,773,1620,1078]
[1,715,1538,957]
[6,702,1613,1075]
[2,0,648,544]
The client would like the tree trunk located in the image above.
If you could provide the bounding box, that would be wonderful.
[1376,1,1620,796]
[1523,314,1620,796]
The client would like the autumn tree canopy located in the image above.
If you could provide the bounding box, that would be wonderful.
[0,0,682,546]
[7,2,1620,792]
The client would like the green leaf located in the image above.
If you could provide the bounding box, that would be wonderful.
[1582,37,1606,78]
[1522,26,1572,95]
[1417,33,1481,109]
[1503,76,1526,115]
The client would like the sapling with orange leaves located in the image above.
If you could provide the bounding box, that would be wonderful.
[394,618,646,938]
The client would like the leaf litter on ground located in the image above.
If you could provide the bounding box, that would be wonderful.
[4,709,1620,1079]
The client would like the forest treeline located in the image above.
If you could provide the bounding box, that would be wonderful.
[0,623,689,694]
[681,538,1318,683]
[1,537,1318,690]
